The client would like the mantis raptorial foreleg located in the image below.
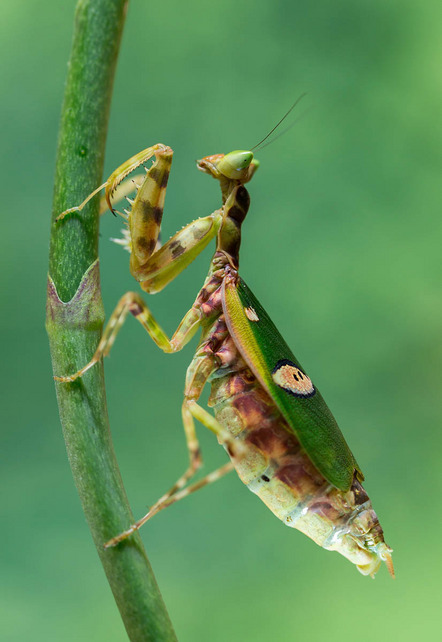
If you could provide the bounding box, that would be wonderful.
[57,141,220,287]
[56,144,171,221]
[99,174,145,216]
[54,142,224,382]
[132,211,222,294]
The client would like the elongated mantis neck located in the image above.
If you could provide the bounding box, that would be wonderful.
[214,183,251,270]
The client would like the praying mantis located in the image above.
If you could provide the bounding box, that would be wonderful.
[55,140,394,577]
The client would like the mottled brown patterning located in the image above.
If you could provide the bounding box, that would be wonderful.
[55,144,393,576]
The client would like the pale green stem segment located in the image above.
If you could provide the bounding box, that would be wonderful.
[46,1,177,640]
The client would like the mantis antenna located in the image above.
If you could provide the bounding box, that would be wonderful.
[250,93,307,152]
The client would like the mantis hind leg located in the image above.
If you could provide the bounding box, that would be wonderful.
[104,399,241,549]
[104,359,245,548]
[104,460,234,548]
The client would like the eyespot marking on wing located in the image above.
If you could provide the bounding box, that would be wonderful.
[244,306,259,321]
[272,359,315,398]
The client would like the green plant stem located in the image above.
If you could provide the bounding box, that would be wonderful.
[46,1,177,640]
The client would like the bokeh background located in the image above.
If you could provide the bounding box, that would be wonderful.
[2,1,441,640]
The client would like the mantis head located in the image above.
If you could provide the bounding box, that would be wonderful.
[197,150,260,184]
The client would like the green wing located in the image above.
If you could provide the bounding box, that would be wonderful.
[222,276,363,491]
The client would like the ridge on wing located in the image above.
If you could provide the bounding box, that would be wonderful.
[222,276,363,491]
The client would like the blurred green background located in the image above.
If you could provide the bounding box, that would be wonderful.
[1,0,441,640]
